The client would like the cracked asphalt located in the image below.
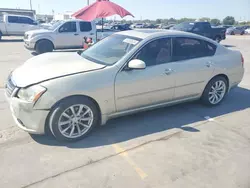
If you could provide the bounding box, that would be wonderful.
[0,36,250,188]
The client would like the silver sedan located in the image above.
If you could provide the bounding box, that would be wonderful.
[5,30,244,142]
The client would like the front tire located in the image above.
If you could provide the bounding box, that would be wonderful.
[49,97,100,142]
[35,40,53,54]
[201,77,228,106]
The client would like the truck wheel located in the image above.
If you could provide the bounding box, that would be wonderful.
[35,40,53,54]
[214,36,221,43]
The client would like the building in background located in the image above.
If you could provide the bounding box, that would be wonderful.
[36,14,53,23]
[54,11,74,20]
[0,8,36,19]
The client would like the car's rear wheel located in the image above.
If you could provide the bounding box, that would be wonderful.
[0,32,2,41]
[231,31,235,35]
[201,76,228,106]
[49,97,100,142]
[214,36,221,43]
[35,40,53,54]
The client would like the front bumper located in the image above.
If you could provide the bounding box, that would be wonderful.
[5,92,49,135]
[24,39,35,51]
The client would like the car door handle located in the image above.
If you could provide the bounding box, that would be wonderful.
[90,33,94,35]
[74,33,79,36]
[165,68,174,75]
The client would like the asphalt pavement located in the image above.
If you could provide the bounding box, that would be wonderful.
[0,36,250,188]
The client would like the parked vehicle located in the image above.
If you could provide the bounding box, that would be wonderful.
[131,23,144,28]
[162,24,176,30]
[39,20,60,29]
[216,25,233,29]
[0,14,38,40]
[226,26,246,35]
[110,24,131,31]
[24,19,115,54]
[6,30,244,142]
[171,21,226,43]
[245,28,250,34]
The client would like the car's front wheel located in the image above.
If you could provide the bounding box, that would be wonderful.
[201,76,228,106]
[48,97,100,142]
[35,40,53,54]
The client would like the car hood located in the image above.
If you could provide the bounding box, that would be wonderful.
[25,29,52,36]
[12,53,106,87]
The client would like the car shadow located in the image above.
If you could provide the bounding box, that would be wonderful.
[31,86,250,148]
[0,39,23,42]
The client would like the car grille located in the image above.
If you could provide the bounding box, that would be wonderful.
[5,75,16,97]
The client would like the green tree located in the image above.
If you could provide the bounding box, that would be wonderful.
[210,18,221,26]
[178,17,196,23]
[168,17,177,23]
[223,16,235,25]
[156,19,162,24]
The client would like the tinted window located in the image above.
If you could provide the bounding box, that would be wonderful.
[136,38,171,66]
[19,17,33,24]
[80,22,92,32]
[172,37,215,61]
[8,16,19,23]
[205,42,217,56]
[59,22,77,33]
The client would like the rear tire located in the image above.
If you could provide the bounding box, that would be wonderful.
[48,97,100,142]
[0,32,2,41]
[231,31,235,35]
[201,76,228,106]
[35,40,53,54]
[214,36,221,43]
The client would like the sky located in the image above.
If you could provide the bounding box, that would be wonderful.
[2,0,250,21]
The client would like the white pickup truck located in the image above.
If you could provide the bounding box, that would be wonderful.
[24,19,116,54]
[0,14,38,40]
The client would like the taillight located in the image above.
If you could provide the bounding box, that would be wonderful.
[241,53,244,67]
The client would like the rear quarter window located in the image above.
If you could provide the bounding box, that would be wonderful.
[205,42,217,56]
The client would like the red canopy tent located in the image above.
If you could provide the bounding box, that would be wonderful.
[72,0,134,31]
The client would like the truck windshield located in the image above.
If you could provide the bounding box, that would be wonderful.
[48,20,65,30]
[81,35,142,65]
[173,22,194,31]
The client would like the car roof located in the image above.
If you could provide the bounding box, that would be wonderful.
[116,29,216,43]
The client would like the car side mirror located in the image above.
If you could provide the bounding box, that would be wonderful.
[128,59,146,70]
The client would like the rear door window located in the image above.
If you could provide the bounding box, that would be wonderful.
[172,37,215,61]
[80,22,92,32]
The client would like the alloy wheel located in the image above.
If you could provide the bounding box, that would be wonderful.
[58,104,94,139]
[208,80,226,105]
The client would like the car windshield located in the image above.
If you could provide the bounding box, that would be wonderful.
[48,20,65,30]
[173,22,194,31]
[81,34,142,65]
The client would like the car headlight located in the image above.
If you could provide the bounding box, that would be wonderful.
[17,85,47,102]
